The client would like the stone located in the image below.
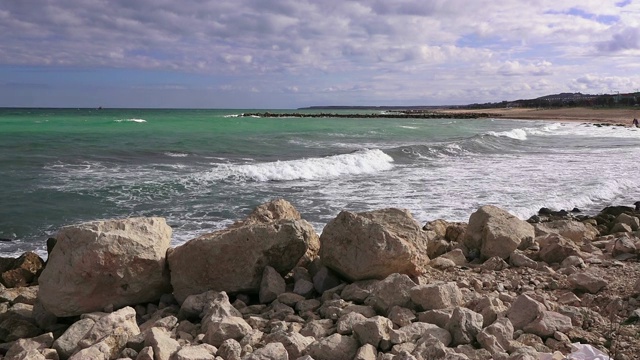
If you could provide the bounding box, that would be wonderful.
[428,257,456,270]
[610,223,632,233]
[53,318,96,359]
[260,266,286,304]
[523,311,572,338]
[568,273,607,294]
[218,339,241,360]
[477,317,513,354]
[173,344,217,360]
[615,213,640,231]
[506,295,546,330]
[364,273,416,315]
[263,330,314,359]
[312,266,343,295]
[243,342,289,360]
[439,249,467,266]
[387,306,416,327]
[180,290,241,321]
[417,309,452,328]
[354,344,377,360]
[305,333,359,360]
[445,307,483,346]
[352,316,394,349]
[509,250,538,269]
[336,312,367,335]
[0,252,44,288]
[533,220,598,243]
[606,236,637,256]
[299,319,335,340]
[38,217,172,317]
[204,316,252,347]
[341,280,378,303]
[464,205,534,260]
[319,208,430,281]
[293,279,315,298]
[169,216,317,303]
[410,282,463,311]
[144,327,180,360]
[5,332,54,359]
[537,234,582,264]
[70,329,128,360]
[136,346,154,360]
[390,322,451,346]
[481,256,509,271]
[79,307,140,349]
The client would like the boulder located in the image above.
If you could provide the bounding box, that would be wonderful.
[259,266,286,304]
[232,198,320,266]
[533,220,598,243]
[568,273,607,294]
[145,327,180,360]
[364,273,416,315]
[319,209,430,282]
[78,307,140,349]
[614,213,640,231]
[464,205,534,260]
[38,217,172,317]
[477,317,514,354]
[305,333,359,360]
[244,342,289,360]
[53,318,96,359]
[445,307,483,346]
[409,282,463,311]
[537,234,581,264]
[522,311,572,338]
[506,295,546,330]
[169,217,317,303]
[352,316,394,349]
[0,252,45,288]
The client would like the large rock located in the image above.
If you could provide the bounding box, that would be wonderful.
[410,282,463,311]
[319,208,430,281]
[37,217,172,317]
[305,333,359,360]
[533,220,598,243]
[538,234,581,264]
[464,206,534,260]
[233,199,320,266]
[169,216,317,303]
[0,252,45,288]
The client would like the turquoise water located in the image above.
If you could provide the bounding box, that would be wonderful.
[1,108,639,257]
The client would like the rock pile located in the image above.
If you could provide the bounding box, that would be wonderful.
[1,199,639,359]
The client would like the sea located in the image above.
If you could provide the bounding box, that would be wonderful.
[1,108,639,258]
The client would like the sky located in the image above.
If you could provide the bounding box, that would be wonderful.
[1,0,639,109]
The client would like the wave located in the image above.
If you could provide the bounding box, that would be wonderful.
[194,149,394,183]
[486,128,528,140]
[164,152,189,158]
[114,118,147,123]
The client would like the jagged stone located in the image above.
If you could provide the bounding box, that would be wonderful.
[409,282,463,311]
[38,217,172,317]
[464,205,534,260]
[204,316,252,347]
[336,312,367,335]
[568,273,607,294]
[263,330,314,359]
[364,273,416,315]
[70,328,128,360]
[243,342,289,360]
[477,317,513,354]
[445,307,483,346]
[537,234,581,264]
[319,208,430,281]
[352,316,394,349]
[78,307,140,349]
[5,332,54,359]
[509,250,538,269]
[217,339,241,360]
[387,306,416,327]
[354,343,377,360]
[259,266,286,304]
[390,322,451,346]
[173,344,217,360]
[53,317,95,359]
[305,333,359,360]
[506,295,546,330]
[340,280,377,303]
[533,220,597,243]
[0,252,44,288]
[145,327,180,360]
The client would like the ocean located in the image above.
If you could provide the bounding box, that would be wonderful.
[1,108,639,258]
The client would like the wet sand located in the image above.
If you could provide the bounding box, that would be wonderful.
[438,107,640,125]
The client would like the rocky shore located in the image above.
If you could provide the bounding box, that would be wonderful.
[1,199,639,360]
[240,112,497,119]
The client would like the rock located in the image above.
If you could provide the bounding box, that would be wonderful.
[464,205,534,260]
[445,307,483,346]
[533,220,598,243]
[481,256,509,271]
[70,328,128,360]
[180,290,241,322]
[418,309,452,329]
[506,294,546,330]
[5,332,54,359]
[409,282,463,311]
[336,312,367,335]
[243,342,289,360]
[319,208,430,281]
[522,311,572,338]
[53,318,96,359]
[428,257,456,270]
[364,273,416,315]
[78,307,140,349]
[204,316,252,347]
[0,311,43,343]
[615,213,640,231]
[293,279,315,298]
[300,319,335,340]
[477,317,513,354]
[0,252,45,288]
[218,339,241,360]
[263,330,314,359]
[509,250,538,269]
[610,222,632,234]
[38,217,172,317]
[260,266,286,304]
[145,327,180,360]
[312,266,343,295]
[169,217,316,303]
[233,199,320,267]
[352,316,394,349]
[568,273,607,294]
[305,333,359,360]
[439,249,467,266]
[390,322,451,346]
[354,344,377,360]
[341,280,377,303]
[173,344,217,360]
[387,306,416,327]
[537,234,581,264]
[606,236,637,257]
[0,286,39,305]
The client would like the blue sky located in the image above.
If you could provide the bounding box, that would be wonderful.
[1,0,639,108]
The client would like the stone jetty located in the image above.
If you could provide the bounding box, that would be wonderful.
[0,199,639,359]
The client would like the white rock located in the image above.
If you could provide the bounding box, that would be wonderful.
[204,317,253,347]
[38,217,172,317]
[145,327,180,360]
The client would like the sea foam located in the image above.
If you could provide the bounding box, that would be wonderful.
[115,118,147,123]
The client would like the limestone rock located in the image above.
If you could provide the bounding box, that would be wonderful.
[615,213,640,231]
[204,316,252,347]
[533,220,598,243]
[506,295,546,330]
[259,266,286,304]
[144,327,180,360]
[522,311,572,338]
[352,316,394,349]
[169,218,316,303]
[5,332,54,359]
[354,344,377,360]
[53,317,95,359]
[173,344,217,360]
[390,322,451,346]
[78,307,140,349]
[464,205,534,260]
[263,330,314,359]
[180,290,241,321]
[409,282,463,311]
[568,273,607,294]
[364,273,416,315]
[319,209,430,281]
[243,342,289,360]
[538,234,581,264]
[0,252,44,288]
[38,217,172,317]
[477,317,513,354]
[305,333,359,360]
[70,329,128,360]
[218,339,241,360]
[445,307,483,346]
[509,250,538,269]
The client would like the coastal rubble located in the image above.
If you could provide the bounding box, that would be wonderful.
[0,199,639,359]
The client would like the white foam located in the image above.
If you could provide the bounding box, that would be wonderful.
[164,152,188,157]
[115,118,147,123]
[196,149,394,183]
[486,128,528,140]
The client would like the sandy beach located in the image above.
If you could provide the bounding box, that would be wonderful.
[438,107,640,125]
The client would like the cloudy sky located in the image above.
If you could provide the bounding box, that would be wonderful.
[1,0,639,108]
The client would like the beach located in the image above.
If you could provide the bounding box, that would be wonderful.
[438,107,640,125]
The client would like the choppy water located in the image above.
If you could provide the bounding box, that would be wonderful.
[1,108,639,257]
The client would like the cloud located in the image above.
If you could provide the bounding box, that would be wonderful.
[597,26,640,52]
